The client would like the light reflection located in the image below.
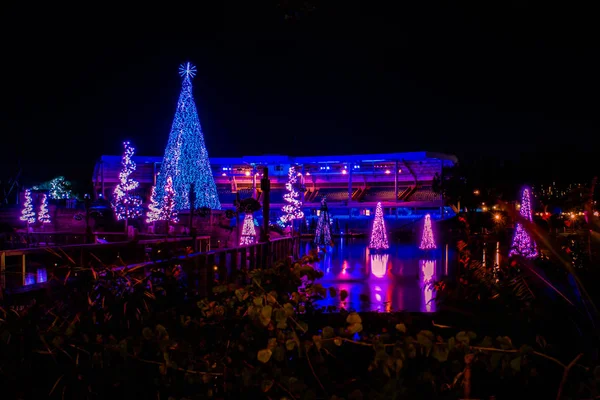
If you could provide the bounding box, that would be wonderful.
[370,253,389,278]
[37,268,47,283]
[420,259,436,313]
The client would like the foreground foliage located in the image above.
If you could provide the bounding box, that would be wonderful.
[0,249,598,399]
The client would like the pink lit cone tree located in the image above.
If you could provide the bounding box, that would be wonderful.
[369,202,389,250]
[509,187,538,258]
[419,214,436,250]
[239,213,257,245]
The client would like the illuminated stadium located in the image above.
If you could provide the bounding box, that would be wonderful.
[92,151,457,225]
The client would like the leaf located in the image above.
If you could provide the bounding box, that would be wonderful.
[456,331,470,345]
[478,336,493,348]
[260,305,273,326]
[328,287,337,297]
[267,338,277,349]
[416,330,434,349]
[510,356,522,372]
[348,323,363,334]
[432,344,449,362]
[395,323,407,333]
[253,296,263,306]
[313,335,323,350]
[142,327,153,340]
[496,336,513,350]
[340,290,349,301]
[334,337,343,346]
[274,309,287,322]
[346,312,362,324]
[285,339,296,350]
[235,289,248,301]
[322,326,334,339]
[257,349,272,363]
[447,337,456,351]
[261,379,274,392]
[283,303,295,317]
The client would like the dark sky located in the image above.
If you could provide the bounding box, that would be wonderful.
[1,2,598,187]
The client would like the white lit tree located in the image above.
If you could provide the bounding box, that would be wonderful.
[20,189,36,225]
[38,193,51,224]
[160,176,179,223]
[280,166,304,227]
[146,185,161,223]
[239,213,256,245]
[112,141,143,222]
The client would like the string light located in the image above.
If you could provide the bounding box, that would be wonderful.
[419,214,436,250]
[240,213,256,245]
[146,185,161,223]
[160,176,179,223]
[112,141,143,221]
[314,198,332,247]
[20,189,36,224]
[38,193,51,224]
[369,202,389,250]
[156,62,220,211]
[509,187,538,258]
[280,166,304,226]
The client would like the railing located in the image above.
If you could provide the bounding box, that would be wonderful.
[0,236,210,290]
[1,236,300,298]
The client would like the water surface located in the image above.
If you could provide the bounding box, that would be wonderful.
[301,238,450,312]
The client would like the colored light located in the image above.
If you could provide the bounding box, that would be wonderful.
[280,166,305,226]
[160,176,179,223]
[370,253,389,278]
[156,62,221,211]
[146,185,161,223]
[38,193,51,224]
[314,198,332,246]
[369,202,389,250]
[384,169,391,174]
[245,170,251,176]
[20,189,36,224]
[509,187,538,258]
[112,141,144,221]
[419,214,436,250]
[240,213,256,245]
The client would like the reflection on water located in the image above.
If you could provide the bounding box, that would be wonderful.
[24,268,48,286]
[302,238,450,312]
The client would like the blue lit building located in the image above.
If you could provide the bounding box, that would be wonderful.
[92,151,457,221]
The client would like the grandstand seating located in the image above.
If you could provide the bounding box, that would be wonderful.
[311,188,356,202]
[405,187,441,201]
[361,187,407,202]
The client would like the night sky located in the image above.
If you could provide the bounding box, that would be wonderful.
[1,2,598,187]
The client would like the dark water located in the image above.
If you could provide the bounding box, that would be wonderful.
[300,238,452,312]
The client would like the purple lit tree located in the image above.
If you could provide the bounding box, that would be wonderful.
[160,176,179,224]
[369,202,389,250]
[280,166,305,227]
[419,214,436,250]
[155,62,220,211]
[112,141,143,222]
[38,194,51,225]
[314,197,332,247]
[239,213,256,245]
[20,189,36,225]
[509,187,538,258]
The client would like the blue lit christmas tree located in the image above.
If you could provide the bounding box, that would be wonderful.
[314,197,332,247]
[155,62,221,211]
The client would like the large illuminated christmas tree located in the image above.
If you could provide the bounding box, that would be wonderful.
[38,194,51,224]
[112,141,143,221]
[369,202,389,250]
[239,213,257,245]
[314,197,332,247]
[509,187,538,258]
[155,62,221,211]
[419,214,436,250]
[280,166,304,226]
[20,189,36,225]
